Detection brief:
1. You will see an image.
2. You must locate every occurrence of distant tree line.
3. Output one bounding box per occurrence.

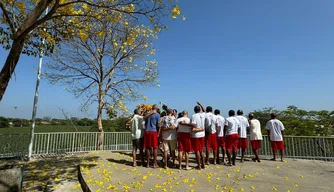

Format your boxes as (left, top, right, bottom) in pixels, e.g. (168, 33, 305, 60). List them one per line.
(0, 116, 129, 132)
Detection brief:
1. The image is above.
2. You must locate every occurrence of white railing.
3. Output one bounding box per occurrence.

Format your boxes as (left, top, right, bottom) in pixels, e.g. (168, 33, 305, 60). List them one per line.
(0, 132, 333, 161)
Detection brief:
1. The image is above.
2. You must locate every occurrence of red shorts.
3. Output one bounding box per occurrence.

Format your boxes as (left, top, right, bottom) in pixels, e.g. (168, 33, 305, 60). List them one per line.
(178, 132, 192, 152)
(251, 140, 261, 150)
(217, 137, 225, 148)
(205, 133, 218, 150)
(271, 141, 284, 151)
(191, 137, 205, 152)
(238, 138, 248, 149)
(144, 131, 158, 149)
(225, 134, 239, 151)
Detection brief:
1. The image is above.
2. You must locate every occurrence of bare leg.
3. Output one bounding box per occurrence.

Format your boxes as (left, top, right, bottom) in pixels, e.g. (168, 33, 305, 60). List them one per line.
(153, 148, 158, 168)
(216, 148, 220, 164)
(227, 150, 232, 165)
(213, 149, 217, 164)
(163, 149, 168, 168)
(200, 151, 205, 168)
(171, 150, 176, 167)
(195, 151, 201, 169)
(178, 151, 183, 169)
(132, 147, 137, 167)
(280, 150, 284, 162)
(139, 147, 144, 166)
(222, 148, 226, 164)
(185, 152, 190, 169)
(271, 149, 276, 161)
(205, 148, 210, 165)
(232, 150, 237, 166)
(240, 149, 245, 163)
(146, 149, 151, 168)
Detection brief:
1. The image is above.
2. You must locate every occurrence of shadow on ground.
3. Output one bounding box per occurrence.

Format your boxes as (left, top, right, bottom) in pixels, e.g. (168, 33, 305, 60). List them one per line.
(1, 154, 100, 191)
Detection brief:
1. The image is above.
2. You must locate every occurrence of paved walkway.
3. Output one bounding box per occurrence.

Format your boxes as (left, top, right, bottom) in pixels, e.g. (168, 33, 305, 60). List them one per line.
(80, 151, 334, 192)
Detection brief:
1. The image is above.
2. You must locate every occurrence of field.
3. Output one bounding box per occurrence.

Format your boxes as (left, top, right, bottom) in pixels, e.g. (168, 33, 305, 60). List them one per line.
(0, 125, 92, 134)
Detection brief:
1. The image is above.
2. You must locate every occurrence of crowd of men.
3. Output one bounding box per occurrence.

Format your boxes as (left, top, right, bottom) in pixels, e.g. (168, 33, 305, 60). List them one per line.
(128, 102, 285, 170)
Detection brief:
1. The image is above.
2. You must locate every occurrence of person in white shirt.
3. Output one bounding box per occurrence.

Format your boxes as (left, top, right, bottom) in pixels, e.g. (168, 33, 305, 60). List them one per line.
(181, 104, 206, 169)
(225, 110, 240, 166)
(161, 108, 177, 169)
(266, 113, 285, 162)
(236, 109, 250, 163)
(174, 110, 192, 170)
(198, 103, 218, 165)
(129, 109, 145, 167)
(215, 109, 228, 165)
(248, 113, 263, 162)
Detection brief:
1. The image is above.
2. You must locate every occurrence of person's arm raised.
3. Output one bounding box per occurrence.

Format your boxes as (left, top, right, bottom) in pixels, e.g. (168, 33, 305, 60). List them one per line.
(196, 101, 206, 113)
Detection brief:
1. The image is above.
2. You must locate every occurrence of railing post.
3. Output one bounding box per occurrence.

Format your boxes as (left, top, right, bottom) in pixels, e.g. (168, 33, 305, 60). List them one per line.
(115, 133, 119, 151)
(292, 137, 295, 159)
(323, 138, 327, 161)
(72, 132, 76, 153)
(46, 133, 50, 154)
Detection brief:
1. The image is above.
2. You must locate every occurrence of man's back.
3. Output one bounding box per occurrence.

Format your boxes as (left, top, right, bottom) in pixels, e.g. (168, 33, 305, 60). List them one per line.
(236, 115, 249, 138)
(161, 116, 177, 140)
(191, 113, 205, 138)
(205, 112, 216, 134)
(130, 114, 144, 139)
(145, 113, 160, 132)
(249, 119, 262, 140)
(175, 117, 191, 133)
(226, 117, 240, 135)
(216, 115, 227, 137)
(266, 119, 285, 141)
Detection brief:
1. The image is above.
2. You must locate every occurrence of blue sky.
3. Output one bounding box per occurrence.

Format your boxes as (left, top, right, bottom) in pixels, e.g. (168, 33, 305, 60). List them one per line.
(1, 0, 334, 119)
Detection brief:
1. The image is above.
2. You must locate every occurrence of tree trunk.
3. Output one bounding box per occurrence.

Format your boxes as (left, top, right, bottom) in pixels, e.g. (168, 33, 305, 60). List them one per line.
(0, 38, 25, 101)
(97, 85, 104, 150)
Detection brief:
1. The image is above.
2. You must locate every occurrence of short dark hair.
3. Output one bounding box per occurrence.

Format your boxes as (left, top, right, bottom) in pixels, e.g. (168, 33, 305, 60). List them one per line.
(167, 108, 173, 115)
(206, 106, 213, 113)
(248, 113, 255, 119)
(134, 109, 140, 114)
(177, 112, 183, 118)
(160, 111, 167, 117)
(237, 109, 243, 115)
(271, 113, 277, 119)
(228, 110, 235, 117)
(214, 109, 220, 115)
(194, 106, 201, 113)
(173, 109, 177, 114)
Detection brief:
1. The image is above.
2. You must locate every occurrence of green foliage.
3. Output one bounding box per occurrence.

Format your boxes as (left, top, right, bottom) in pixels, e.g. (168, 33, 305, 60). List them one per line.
(251, 106, 334, 136)
(90, 117, 130, 132)
(0, 116, 9, 128)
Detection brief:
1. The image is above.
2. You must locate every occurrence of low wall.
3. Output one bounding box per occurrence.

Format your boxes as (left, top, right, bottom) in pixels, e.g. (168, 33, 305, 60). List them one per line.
(0, 164, 23, 192)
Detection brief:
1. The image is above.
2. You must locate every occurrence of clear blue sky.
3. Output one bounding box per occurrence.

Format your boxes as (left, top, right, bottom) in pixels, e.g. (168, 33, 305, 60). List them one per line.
(1, 0, 334, 119)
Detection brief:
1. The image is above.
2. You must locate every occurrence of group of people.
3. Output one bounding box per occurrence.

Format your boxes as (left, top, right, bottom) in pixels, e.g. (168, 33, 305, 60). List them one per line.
(128, 102, 285, 170)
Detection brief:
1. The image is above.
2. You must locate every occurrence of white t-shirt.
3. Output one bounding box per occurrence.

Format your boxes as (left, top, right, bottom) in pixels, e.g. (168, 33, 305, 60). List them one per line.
(205, 112, 217, 134)
(174, 117, 191, 133)
(225, 116, 240, 136)
(191, 113, 205, 138)
(266, 119, 285, 141)
(216, 115, 227, 137)
(236, 115, 250, 138)
(130, 114, 145, 139)
(161, 116, 177, 140)
(249, 119, 263, 140)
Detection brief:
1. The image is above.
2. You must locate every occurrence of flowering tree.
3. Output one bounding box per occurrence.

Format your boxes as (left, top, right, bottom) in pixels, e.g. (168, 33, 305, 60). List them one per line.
(0, 0, 181, 101)
(45, 15, 161, 149)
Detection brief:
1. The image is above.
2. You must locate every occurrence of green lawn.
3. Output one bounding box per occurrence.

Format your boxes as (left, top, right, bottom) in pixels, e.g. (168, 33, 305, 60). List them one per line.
(0, 125, 92, 134)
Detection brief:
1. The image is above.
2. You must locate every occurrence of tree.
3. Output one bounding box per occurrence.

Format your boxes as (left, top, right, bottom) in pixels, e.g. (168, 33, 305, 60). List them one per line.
(0, 116, 9, 128)
(0, 0, 181, 101)
(45, 16, 160, 149)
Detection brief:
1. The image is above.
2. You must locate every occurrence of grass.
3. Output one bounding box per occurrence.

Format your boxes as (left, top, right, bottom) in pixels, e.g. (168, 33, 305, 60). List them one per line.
(0, 125, 92, 134)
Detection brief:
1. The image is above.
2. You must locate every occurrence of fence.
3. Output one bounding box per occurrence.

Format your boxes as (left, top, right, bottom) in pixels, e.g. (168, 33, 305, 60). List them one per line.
(0, 132, 333, 161)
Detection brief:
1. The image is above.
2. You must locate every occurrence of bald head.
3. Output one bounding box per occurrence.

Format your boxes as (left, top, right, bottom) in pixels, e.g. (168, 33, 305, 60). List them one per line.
(152, 104, 158, 110)
(182, 110, 188, 117)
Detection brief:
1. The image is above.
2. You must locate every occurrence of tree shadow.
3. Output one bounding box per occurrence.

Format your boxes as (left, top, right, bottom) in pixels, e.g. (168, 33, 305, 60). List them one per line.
(4, 154, 101, 191)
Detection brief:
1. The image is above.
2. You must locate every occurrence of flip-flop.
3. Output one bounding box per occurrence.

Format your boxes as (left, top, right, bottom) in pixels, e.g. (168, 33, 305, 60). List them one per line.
(184, 167, 192, 170)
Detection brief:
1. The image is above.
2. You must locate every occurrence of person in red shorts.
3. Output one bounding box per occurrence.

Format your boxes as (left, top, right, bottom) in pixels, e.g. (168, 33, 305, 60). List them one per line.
(174, 110, 192, 170)
(248, 113, 263, 162)
(236, 109, 250, 163)
(215, 109, 228, 165)
(143, 104, 161, 168)
(266, 113, 285, 162)
(224, 110, 240, 166)
(181, 104, 206, 169)
(203, 106, 218, 165)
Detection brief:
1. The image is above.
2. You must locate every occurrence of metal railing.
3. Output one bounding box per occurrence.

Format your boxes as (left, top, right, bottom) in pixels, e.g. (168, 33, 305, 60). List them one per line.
(0, 132, 333, 161)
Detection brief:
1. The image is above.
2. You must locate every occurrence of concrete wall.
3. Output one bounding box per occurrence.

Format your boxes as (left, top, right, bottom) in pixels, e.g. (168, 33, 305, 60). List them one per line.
(0, 164, 23, 192)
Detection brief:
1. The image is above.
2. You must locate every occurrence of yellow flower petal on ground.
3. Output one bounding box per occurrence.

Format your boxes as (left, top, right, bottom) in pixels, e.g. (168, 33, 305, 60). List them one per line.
(272, 186, 277, 190)
(300, 175, 304, 178)
(250, 186, 255, 190)
(276, 166, 280, 169)
(293, 184, 298, 188)
(284, 176, 289, 180)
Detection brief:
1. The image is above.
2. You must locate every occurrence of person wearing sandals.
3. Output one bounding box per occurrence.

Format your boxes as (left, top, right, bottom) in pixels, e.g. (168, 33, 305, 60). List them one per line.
(225, 110, 241, 166)
(248, 113, 263, 162)
(174, 110, 192, 170)
(129, 109, 145, 167)
(236, 109, 250, 163)
(160, 108, 177, 169)
(266, 113, 285, 162)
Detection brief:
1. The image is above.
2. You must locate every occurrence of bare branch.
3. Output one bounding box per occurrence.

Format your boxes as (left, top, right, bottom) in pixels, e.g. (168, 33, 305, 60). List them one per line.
(0, 2, 15, 34)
